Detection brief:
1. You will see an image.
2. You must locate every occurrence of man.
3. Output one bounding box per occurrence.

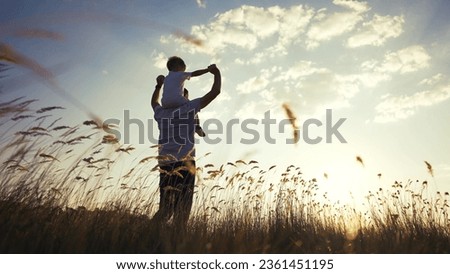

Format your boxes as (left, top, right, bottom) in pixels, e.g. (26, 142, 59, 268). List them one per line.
(150, 64, 221, 227)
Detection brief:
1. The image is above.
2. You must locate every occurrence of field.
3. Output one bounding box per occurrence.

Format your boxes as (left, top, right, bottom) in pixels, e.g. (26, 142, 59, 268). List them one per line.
(1, 95, 450, 254)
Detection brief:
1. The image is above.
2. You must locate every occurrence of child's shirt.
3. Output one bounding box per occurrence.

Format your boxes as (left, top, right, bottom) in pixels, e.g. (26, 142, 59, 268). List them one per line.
(162, 71, 192, 108)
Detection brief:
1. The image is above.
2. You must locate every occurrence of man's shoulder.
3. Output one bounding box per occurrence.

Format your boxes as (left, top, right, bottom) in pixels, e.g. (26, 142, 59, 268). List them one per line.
(155, 99, 201, 119)
(183, 98, 201, 113)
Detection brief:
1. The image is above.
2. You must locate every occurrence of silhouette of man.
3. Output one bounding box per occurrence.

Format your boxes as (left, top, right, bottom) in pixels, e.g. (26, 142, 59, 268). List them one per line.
(150, 64, 221, 227)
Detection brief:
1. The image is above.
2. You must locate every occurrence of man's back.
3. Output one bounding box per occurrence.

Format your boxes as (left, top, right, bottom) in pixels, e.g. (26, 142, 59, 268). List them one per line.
(153, 98, 201, 165)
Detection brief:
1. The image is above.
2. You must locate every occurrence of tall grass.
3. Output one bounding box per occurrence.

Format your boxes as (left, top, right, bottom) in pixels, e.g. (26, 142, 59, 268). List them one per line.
(1, 95, 449, 253)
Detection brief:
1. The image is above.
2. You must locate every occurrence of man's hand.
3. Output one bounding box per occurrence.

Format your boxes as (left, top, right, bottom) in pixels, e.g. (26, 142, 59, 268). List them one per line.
(208, 64, 218, 74)
(156, 75, 165, 86)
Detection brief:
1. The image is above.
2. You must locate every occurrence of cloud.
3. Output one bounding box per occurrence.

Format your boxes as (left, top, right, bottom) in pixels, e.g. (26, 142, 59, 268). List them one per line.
(234, 51, 270, 65)
(215, 5, 280, 39)
(156, 2, 442, 123)
(247, 62, 369, 115)
(419, 73, 443, 86)
(165, 5, 314, 56)
(186, 5, 280, 55)
(332, 0, 370, 13)
(274, 61, 327, 81)
(354, 72, 391, 88)
(161, 2, 397, 55)
(362, 45, 431, 74)
(306, 12, 362, 49)
(270, 61, 380, 112)
(305, 1, 369, 49)
(271, 5, 315, 52)
(347, 14, 404, 48)
(233, 60, 386, 117)
(236, 68, 272, 94)
(374, 81, 450, 123)
(243, 65, 360, 114)
(152, 51, 167, 69)
(188, 22, 259, 55)
(196, 0, 206, 8)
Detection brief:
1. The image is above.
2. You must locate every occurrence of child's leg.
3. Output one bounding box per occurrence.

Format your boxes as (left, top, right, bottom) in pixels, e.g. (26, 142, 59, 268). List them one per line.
(194, 114, 206, 137)
(194, 114, 200, 128)
(161, 94, 189, 108)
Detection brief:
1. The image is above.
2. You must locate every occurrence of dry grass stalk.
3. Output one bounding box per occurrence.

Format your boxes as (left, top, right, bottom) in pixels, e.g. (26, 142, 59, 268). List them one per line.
(356, 155, 364, 167)
(281, 103, 300, 144)
(424, 161, 434, 177)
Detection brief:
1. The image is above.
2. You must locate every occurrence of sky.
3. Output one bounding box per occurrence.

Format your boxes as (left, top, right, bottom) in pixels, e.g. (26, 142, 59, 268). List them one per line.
(1, 0, 450, 204)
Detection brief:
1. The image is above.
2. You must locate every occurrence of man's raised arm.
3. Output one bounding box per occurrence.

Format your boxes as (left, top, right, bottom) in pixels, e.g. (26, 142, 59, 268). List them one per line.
(200, 65, 221, 109)
(151, 75, 165, 110)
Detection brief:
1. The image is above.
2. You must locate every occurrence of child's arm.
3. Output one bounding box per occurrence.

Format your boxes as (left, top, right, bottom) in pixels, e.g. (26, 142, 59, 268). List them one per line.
(151, 75, 164, 109)
(190, 68, 209, 77)
(200, 65, 221, 109)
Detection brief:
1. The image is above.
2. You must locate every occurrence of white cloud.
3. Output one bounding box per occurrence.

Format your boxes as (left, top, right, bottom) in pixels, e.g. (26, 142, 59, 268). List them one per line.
(234, 52, 270, 65)
(165, 5, 314, 56)
(334, 74, 363, 99)
(332, 0, 370, 13)
(347, 14, 404, 48)
(381, 46, 431, 73)
(363, 45, 431, 74)
(355, 72, 391, 87)
(189, 24, 259, 55)
(196, 0, 206, 8)
(305, 0, 370, 49)
(419, 73, 443, 86)
(236, 68, 271, 94)
(152, 51, 167, 69)
(274, 61, 325, 81)
(272, 5, 315, 52)
(306, 11, 364, 49)
(234, 61, 383, 116)
(159, 36, 170, 44)
(184, 5, 280, 55)
(374, 83, 450, 123)
(155, 3, 443, 124)
(234, 58, 245, 65)
(266, 66, 366, 115)
(270, 62, 372, 112)
(215, 5, 280, 39)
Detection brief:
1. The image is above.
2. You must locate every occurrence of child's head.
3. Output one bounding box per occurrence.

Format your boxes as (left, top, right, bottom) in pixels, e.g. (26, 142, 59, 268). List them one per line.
(167, 56, 186, 72)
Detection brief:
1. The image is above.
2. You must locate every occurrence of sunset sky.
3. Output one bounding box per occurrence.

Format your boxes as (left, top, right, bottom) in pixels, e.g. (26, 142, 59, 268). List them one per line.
(1, 0, 449, 203)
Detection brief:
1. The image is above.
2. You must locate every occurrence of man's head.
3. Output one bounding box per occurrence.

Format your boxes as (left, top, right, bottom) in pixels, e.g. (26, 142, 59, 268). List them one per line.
(167, 56, 186, 72)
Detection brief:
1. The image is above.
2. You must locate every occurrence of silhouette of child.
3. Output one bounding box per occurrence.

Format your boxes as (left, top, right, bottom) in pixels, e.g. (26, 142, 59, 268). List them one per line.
(162, 56, 207, 137)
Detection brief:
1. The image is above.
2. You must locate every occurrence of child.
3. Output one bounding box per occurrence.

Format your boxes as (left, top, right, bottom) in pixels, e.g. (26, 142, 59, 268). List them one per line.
(162, 56, 208, 137)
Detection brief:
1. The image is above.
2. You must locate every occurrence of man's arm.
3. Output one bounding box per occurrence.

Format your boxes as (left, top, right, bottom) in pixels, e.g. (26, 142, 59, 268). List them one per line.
(191, 68, 209, 77)
(151, 75, 165, 110)
(200, 65, 221, 109)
